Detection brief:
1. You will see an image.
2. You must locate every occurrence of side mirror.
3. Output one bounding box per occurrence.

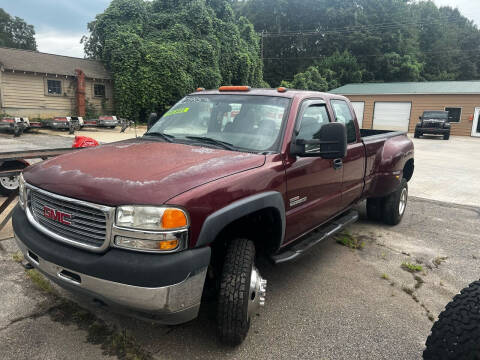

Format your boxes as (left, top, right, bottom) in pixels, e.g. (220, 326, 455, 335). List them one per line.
(419, 116, 422, 120)
(291, 122, 347, 159)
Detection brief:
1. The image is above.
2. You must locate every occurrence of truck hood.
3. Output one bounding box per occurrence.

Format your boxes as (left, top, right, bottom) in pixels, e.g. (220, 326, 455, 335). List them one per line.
(24, 139, 266, 206)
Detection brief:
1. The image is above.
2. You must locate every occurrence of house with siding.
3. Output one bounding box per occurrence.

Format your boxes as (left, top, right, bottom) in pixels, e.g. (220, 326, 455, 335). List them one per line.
(0, 47, 114, 119)
(330, 81, 480, 137)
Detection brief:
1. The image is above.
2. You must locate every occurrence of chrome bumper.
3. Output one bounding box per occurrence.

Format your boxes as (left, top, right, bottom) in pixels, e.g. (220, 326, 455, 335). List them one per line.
(14, 234, 207, 324)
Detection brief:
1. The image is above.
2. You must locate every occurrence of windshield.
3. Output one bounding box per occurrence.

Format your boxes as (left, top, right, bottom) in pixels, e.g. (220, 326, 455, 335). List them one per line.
(423, 111, 448, 120)
(146, 95, 290, 152)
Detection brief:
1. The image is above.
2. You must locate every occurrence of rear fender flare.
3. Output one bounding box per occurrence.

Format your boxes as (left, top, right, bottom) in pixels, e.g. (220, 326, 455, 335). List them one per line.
(195, 191, 286, 250)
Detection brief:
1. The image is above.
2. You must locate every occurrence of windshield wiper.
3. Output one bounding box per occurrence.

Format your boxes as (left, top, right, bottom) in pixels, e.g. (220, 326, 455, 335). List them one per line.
(185, 136, 236, 151)
(143, 132, 175, 142)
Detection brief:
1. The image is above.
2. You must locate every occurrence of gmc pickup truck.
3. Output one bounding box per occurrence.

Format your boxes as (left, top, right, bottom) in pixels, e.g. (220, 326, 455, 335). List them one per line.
(12, 87, 414, 346)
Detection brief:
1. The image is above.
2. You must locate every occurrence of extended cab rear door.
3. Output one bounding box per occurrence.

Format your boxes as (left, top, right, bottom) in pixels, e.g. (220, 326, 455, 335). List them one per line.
(284, 99, 344, 243)
(329, 99, 366, 209)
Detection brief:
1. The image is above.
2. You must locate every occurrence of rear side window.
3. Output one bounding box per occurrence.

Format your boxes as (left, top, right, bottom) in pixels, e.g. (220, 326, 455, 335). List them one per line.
(331, 100, 357, 143)
(297, 104, 330, 152)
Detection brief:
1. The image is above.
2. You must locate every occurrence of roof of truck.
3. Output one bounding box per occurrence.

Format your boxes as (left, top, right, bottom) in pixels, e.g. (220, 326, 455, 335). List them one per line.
(190, 88, 346, 100)
(330, 81, 480, 95)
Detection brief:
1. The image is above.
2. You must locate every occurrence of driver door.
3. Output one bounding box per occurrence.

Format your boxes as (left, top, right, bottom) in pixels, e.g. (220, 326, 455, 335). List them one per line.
(284, 100, 344, 243)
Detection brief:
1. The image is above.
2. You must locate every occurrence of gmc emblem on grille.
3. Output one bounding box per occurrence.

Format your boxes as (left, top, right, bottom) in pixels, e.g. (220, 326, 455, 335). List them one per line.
(43, 206, 72, 225)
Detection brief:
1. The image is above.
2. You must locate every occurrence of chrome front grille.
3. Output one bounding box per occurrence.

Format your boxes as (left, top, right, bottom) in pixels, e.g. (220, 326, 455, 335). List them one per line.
(26, 186, 114, 252)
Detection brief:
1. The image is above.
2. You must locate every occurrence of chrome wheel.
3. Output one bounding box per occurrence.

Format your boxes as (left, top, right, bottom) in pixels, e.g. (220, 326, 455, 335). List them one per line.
(247, 266, 267, 318)
(399, 187, 408, 215)
(0, 175, 19, 190)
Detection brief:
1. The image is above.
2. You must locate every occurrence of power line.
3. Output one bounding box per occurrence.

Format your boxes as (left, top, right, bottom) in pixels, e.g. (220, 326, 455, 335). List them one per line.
(260, 16, 470, 38)
(262, 48, 480, 61)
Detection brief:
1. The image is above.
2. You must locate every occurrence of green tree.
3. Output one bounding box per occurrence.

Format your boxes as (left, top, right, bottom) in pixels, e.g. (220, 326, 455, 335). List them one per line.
(240, 0, 480, 85)
(281, 51, 364, 91)
(83, 0, 265, 121)
(0, 8, 37, 50)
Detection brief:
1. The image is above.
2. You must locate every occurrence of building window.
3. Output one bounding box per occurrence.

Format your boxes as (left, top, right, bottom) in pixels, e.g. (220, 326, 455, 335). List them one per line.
(445, 107, 461, 123)
(94, 84, 105, 97)
(47, 79, 62, 95)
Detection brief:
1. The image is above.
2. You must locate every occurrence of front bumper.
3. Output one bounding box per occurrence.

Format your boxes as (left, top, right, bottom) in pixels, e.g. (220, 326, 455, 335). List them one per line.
(12, 206, 210, 324)
(417, 127, 449, 135)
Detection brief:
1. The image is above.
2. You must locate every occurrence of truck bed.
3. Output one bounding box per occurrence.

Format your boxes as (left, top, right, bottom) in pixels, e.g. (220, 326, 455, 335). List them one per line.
(360, 129, 407, 141)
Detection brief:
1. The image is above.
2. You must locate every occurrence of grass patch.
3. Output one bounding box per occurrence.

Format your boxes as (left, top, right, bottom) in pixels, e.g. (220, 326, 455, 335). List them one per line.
(23, 269, 152, 360)
(12, 251, 24, 263)
(401, 262, 423, 273)
(335, 232, 365, 250)
(26, 269, 56, 294)
(381, 273, 390, 280)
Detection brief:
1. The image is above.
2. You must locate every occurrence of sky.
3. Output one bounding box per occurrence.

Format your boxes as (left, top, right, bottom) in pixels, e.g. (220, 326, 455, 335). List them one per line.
(0, 0, 479, 58)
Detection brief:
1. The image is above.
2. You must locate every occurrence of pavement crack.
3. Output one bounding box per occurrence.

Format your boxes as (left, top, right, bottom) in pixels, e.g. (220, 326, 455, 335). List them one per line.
(0, 305, 56, 332)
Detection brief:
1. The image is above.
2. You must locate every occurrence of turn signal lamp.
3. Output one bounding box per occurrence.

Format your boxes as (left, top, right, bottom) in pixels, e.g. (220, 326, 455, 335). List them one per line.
(162, 208, 188, 229)
(219, 86, 251, 92)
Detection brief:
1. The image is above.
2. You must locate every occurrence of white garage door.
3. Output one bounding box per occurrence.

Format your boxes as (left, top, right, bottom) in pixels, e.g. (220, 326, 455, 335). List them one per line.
(351, 102, 365, 128)
(373, 102, 411, 131)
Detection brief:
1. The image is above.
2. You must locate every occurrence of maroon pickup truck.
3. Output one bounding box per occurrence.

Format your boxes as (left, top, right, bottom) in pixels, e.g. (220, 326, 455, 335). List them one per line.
(12, 87, 414, 345)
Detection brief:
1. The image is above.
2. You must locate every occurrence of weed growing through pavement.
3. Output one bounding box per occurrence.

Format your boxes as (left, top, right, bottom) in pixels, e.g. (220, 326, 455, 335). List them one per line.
(401, 262, 423, 273)
(335, 232, 365, 250)
(433, 256, 448, 267)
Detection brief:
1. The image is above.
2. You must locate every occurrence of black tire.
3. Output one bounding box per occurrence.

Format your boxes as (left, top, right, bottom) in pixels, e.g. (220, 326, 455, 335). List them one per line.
(217, 238, 256, 346)
(443, 133, 450, 140)
(424, 280, 480, 360)
(414, 128, 421, 138)
(366, 197, 384, 222)
(382, 178, 408, 225)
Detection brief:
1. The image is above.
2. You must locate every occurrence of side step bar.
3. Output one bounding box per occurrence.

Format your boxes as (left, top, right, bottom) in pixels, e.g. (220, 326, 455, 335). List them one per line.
(270, 210, 359, 264)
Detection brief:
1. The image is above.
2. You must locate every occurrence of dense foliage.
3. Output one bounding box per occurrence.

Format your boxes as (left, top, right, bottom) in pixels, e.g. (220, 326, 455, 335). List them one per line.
(280, 51, 365, 91)
(83, 0, 265, 121)
(0, 8, 36, 50)
(237, 0, 480, 87)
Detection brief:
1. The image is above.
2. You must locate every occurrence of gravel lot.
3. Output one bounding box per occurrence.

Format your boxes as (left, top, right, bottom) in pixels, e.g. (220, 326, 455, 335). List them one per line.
(1, 133, 479, 359)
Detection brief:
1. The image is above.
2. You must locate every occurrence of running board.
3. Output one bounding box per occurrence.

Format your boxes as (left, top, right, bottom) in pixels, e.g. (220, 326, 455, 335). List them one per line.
(270, 210, 359, 264)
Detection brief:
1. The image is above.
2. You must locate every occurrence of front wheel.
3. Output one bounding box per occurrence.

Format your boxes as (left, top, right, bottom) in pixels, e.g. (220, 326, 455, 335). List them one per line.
(424, 280, 480, 359)
(382, 178, 408, 225)
(217, 238, 266, 346)
(443, 133, 450, 140)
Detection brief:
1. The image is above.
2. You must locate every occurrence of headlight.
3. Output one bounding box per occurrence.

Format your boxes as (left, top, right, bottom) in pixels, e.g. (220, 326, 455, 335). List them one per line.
(116, 206, 188, 231)
(114, 206, 189, 252)
(18, 173, 26, 210)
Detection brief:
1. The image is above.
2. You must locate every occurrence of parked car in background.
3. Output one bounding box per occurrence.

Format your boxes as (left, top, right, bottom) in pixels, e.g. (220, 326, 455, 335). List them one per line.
(0, 117, 30, 137)
(97, 115, 119, 128)
(13, 87, 414, 346)
(45, 117, 84, 132)
(415, 110, 451, 140)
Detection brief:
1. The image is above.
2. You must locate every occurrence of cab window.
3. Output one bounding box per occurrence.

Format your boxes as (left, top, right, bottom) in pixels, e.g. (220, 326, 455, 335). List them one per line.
(331, 100, 357, 143)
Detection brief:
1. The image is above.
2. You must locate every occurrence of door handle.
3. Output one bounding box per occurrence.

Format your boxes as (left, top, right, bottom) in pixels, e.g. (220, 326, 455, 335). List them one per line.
(333, 158, 343, 170)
